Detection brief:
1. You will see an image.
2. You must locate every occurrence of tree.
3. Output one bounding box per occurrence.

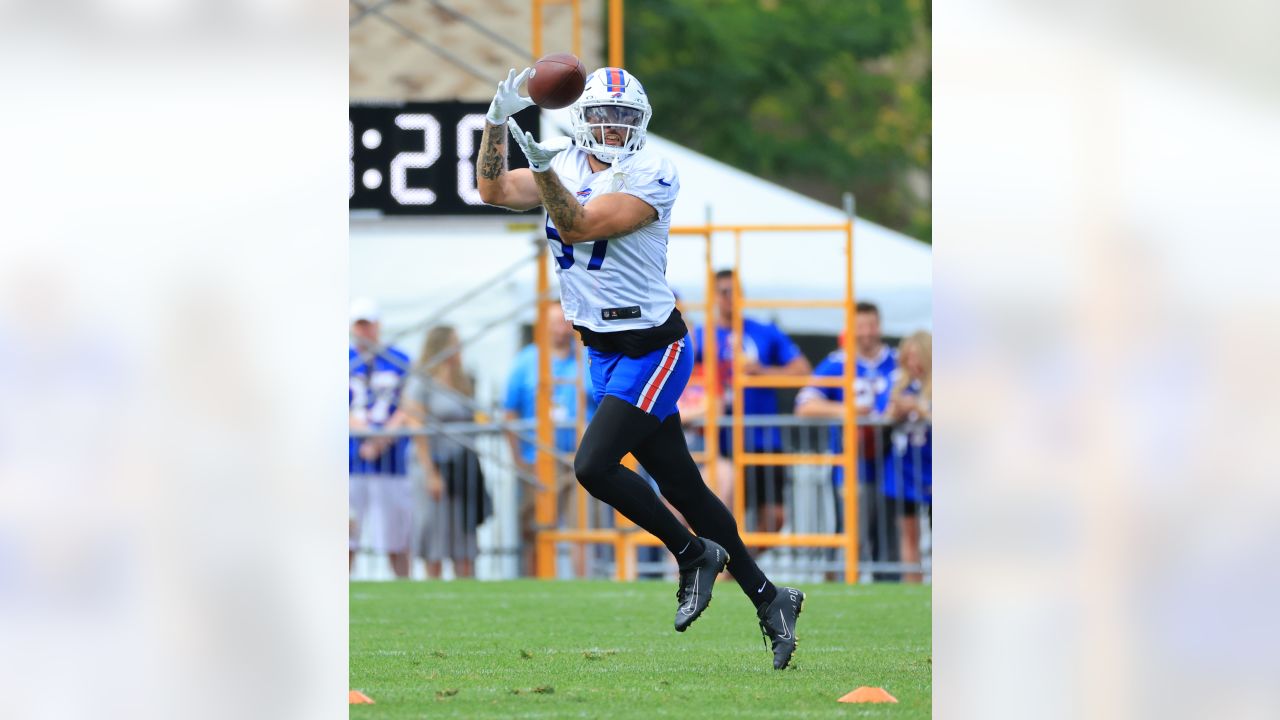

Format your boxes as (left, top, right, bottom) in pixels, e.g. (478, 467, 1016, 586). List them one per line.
(622, 0, 931, 242)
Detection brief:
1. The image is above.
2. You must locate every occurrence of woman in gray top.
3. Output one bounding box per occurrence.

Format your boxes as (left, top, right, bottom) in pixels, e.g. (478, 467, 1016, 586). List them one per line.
(400, 325, 491, 578)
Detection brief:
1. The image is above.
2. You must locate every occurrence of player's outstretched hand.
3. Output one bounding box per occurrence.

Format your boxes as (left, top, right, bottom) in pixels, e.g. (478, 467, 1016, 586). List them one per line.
(507, 118, 571, 172)
(486, 67, 536, 125)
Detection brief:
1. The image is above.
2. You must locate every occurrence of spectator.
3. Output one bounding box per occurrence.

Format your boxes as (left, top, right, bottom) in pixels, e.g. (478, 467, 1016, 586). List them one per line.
(503, 304, 596, 576)
(348, 298, 414, 578)
(795, 301, 900, 576)
(694, 269, 812, 535)
(401, 325, 492, 579)
(885, 330, 932, 583)
(852, 302, 901, 574)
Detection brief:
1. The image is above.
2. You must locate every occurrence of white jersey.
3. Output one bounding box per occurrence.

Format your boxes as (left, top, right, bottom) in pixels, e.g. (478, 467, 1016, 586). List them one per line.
(545, 145, 680, 333)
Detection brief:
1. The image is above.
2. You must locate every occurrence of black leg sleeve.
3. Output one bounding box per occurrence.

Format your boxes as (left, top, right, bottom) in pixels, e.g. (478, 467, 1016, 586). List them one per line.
(575, 396, 699, 557)
(633, 412, 777, 607)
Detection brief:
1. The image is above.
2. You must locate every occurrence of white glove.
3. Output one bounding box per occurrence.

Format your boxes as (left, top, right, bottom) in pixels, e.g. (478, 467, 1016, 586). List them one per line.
(507, 118, 571, 173)
(486, 67, 536, 125)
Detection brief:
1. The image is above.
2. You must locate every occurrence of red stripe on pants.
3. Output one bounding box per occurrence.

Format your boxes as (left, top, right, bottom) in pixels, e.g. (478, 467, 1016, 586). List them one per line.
(639, 341, 680, 412)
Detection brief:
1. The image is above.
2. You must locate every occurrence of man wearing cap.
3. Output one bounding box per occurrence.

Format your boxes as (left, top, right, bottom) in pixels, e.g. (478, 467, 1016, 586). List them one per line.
(349, 298, 414, 578)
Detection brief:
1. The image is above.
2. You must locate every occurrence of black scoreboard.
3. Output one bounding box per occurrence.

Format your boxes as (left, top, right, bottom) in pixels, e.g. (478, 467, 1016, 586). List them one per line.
(349, 102, 540, 215)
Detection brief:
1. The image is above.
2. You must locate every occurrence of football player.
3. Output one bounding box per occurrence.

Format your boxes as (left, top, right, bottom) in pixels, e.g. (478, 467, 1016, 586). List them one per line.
(476, 66, 804, 668)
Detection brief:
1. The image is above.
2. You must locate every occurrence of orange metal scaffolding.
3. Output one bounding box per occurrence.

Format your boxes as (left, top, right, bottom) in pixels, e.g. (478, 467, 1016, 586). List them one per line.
(531, 213, 860, 583)
(531, 0, 583, 60)
(530, 0, 623, 70)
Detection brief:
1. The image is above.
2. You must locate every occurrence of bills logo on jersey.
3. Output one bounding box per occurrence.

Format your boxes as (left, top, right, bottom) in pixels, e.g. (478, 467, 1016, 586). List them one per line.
(576, 187, 593, 200)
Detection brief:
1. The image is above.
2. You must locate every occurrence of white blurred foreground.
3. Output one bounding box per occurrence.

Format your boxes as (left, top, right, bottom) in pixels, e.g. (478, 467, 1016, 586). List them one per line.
(936, 1, 1280, 719)
(0, 3, 347, 719)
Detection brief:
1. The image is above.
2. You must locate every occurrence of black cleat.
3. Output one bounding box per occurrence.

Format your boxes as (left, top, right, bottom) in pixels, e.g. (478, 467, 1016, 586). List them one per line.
(674, 539, 728, 632)
(758, 586, 805, 669)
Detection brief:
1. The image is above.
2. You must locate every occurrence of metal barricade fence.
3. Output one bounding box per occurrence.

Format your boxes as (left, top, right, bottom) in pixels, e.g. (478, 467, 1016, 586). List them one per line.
(350, 415, 930, 583)
(350, 419, 563, 581)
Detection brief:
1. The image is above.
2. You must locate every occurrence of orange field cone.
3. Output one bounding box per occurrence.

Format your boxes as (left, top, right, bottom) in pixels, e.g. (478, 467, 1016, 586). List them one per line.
(838, 686, 898, 703)
(349, 690, 375, 704)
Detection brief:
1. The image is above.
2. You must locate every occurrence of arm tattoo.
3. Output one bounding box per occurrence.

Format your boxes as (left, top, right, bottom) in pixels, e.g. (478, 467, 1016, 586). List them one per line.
(477, 122, 507, 182)
(605, 210, 658, 239)
(534, 170, 586, 237)
(533, 170, 658, 241)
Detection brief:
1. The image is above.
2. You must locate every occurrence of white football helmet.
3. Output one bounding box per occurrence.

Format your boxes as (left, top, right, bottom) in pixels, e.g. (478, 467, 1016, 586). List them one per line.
(569, 67, 652, 164)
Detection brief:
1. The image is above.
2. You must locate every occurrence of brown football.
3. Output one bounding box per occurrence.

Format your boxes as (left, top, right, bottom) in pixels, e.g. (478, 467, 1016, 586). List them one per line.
(527, 53, 587, 110)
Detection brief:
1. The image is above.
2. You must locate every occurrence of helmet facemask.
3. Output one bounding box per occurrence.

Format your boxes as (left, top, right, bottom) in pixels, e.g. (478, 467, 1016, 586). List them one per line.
(574, 104, 648, 164)
(570, 78, 652, 164)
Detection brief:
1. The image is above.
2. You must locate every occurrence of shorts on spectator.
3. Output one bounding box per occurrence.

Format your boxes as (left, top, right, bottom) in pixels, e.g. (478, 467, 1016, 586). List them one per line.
(349, 473, 414, 554)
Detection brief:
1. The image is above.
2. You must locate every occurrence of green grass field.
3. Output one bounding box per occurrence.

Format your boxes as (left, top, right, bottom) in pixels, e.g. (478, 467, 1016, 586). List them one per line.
(350, 580, 931, 719)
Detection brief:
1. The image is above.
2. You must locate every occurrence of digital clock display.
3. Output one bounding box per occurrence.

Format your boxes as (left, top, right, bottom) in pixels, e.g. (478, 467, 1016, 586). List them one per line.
(349, 102, 540, 215)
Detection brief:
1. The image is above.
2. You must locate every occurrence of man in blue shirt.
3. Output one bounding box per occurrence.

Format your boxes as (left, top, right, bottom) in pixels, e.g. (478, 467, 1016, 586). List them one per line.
(349, 298, 414, 578)
(796, 301, 900, 573)
(693, 270, 812, 535)
(503, 303, 597, 575)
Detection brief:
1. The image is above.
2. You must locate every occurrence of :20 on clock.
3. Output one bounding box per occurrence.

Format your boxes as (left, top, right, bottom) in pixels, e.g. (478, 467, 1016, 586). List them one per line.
(349, 102, 540, 215)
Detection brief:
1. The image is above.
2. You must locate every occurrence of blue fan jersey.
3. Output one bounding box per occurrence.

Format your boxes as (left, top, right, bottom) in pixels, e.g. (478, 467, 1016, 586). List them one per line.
(883, 379, 932, 504)
(349, 344, 411, 475)
(795, 345, 899, 487)
(856, 345, 897, 416)
(693, 319, 804, 453)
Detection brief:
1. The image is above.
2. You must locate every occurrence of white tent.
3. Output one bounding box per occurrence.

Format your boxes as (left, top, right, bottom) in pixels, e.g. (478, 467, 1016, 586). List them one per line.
(645, 132, 931, 336)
